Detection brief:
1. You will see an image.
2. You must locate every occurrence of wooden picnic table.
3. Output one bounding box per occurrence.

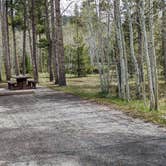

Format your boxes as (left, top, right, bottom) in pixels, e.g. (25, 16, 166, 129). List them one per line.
(11, 75, 32, 89)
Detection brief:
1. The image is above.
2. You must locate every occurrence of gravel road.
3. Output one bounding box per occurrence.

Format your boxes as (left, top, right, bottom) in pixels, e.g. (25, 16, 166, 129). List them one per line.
(0, 87, 165, 166)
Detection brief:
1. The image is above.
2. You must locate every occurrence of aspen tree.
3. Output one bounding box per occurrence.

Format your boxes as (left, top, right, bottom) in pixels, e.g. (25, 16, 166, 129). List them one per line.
(139, 0, 155, 110)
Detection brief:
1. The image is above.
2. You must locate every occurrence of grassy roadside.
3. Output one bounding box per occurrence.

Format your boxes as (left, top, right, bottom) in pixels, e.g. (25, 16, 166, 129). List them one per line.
(35, 74, 166, 127)
(0, 82, 7, 88)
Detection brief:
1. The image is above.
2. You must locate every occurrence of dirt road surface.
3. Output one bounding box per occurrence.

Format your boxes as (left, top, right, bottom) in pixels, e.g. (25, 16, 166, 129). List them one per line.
(0, 87, 165, 166)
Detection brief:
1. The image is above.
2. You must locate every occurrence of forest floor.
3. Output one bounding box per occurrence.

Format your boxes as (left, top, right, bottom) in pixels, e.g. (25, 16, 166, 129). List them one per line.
(0, 86, 165, 165)
(41, 74, 166, 126)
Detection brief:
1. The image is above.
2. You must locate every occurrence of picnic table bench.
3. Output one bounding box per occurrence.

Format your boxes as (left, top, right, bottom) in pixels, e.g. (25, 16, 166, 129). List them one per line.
(28, 79, 37, 89)
(8, 81, 17, 90)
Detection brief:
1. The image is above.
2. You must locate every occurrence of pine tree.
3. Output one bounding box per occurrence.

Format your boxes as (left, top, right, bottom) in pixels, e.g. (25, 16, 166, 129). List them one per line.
(0, 0, 11, 80)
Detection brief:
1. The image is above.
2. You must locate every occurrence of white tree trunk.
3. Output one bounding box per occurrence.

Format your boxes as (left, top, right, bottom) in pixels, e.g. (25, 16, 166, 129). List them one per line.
(148, 0, 158, 110)
(124, 0, 141, 98)
(139, 0, 155, 110)
(114, 0, 129, 100)
(86, 0, 111, 94)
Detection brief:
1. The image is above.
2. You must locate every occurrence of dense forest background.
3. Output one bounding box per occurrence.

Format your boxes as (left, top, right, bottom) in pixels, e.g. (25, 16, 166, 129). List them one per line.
(0, 0, 166, 111)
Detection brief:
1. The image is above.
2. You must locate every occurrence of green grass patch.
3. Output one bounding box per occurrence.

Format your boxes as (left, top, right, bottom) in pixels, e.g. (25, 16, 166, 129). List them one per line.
(0, 82, 7, 88)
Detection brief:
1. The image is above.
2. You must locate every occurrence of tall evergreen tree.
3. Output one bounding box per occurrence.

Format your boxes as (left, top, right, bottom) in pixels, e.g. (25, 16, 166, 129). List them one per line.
(45, 0, 53, 81)
(22, 0, 27, 75)
(10, 0, 20, 75)
(31, 0, 38, 82)
(162, 0, 166, 81)
(0, 0, 11, 80)
(55, 0, 66, 86)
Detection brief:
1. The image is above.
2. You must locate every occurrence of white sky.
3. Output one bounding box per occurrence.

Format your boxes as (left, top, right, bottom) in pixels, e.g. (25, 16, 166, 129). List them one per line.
(61, 0, 82, 15)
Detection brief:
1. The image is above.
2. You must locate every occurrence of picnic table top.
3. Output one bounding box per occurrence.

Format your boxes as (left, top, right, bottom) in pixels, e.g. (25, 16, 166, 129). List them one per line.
(11, 75, 32, 79)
